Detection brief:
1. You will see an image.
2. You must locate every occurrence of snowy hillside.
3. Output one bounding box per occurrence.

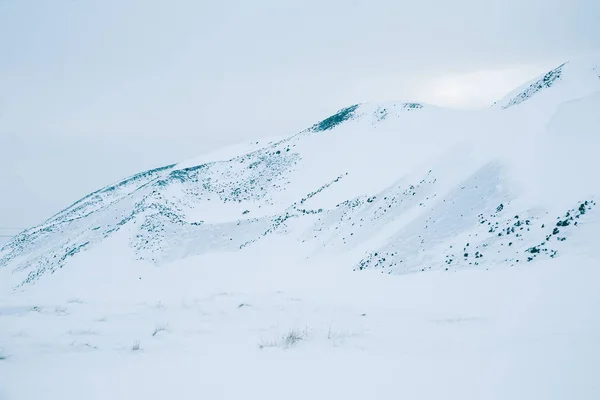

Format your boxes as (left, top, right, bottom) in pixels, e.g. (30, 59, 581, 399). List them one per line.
(2, 58, 600, 291)
(1, 57, 600, 400)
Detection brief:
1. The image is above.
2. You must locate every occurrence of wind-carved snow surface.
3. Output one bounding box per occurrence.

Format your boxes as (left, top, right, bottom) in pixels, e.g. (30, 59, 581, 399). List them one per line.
(1, 57, 600, 400)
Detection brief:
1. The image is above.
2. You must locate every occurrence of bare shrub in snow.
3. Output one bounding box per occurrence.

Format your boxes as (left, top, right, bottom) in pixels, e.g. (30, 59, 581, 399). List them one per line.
(131, 340, 141, 351)
(281, 329, 305, 348)
(258, 328, 308, 350)
(152, 323, 169, 336)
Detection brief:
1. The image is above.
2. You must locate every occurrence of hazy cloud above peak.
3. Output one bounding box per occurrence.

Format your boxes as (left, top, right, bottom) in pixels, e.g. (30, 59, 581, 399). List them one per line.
(1, 0, 599, 230)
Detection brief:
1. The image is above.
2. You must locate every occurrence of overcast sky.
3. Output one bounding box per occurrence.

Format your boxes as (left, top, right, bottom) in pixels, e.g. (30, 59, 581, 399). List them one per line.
(1, 0, 599, 235)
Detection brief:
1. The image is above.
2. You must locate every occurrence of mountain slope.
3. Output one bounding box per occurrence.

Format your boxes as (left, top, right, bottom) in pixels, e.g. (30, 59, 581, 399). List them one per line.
(1, 58, 600, 293)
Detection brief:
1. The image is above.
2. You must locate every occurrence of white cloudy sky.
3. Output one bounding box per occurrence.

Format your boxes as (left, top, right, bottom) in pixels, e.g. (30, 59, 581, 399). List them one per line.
(1, 0, 599, 235)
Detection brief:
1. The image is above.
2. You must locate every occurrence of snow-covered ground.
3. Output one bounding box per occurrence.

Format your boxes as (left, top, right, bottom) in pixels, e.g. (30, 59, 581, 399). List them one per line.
(1, 250, 600, 399)
(1, 57, 600, 399)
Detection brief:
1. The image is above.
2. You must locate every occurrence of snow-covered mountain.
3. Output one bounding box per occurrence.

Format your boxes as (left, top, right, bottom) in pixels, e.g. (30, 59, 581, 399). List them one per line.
(2, 57, 600, 292)
(3, 57, 600, 400)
